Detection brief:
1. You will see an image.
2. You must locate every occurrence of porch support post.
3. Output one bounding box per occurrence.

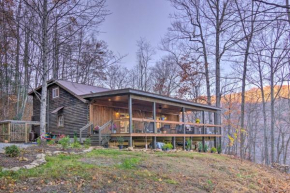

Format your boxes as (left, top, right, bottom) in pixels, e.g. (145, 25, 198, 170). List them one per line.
(182, 107, 185, 150)
(202, 111, 205, 150)
(172, 137, 176, 149)
(128, 94, 133, 147)
(217, 110, 222, 148)
(152, 102, 157, 149)
(214, 111, 217, 148)
(190, 137, 192, 150)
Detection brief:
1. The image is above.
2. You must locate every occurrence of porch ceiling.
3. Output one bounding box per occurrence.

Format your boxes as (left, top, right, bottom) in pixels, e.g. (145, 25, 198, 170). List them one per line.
(90, 95, 185, 115)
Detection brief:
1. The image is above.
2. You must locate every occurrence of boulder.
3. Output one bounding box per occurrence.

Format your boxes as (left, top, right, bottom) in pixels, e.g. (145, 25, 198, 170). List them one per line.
(24, 165, 36, 169)
(10, 167, 21, 172)
(128, 147, 134, 151)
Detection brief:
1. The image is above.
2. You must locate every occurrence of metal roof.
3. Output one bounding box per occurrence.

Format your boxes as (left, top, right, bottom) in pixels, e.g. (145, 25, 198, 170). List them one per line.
(56, 80, 110, 95)
(82, 88, 222, 111)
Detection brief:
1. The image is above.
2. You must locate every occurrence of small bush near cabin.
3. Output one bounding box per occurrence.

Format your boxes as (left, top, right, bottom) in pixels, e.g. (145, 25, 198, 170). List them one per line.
(203, 144, 208, 152)
(211, 147, 217, 153)
(47, 139, 55, 145)
(162, 143, 173, 150)
(37, 137, 41, 146)
(5, 145, 20, 157)
(84, 138, 91, 148)
(58, 136, 70, 150)
(71, 141, 81, 148)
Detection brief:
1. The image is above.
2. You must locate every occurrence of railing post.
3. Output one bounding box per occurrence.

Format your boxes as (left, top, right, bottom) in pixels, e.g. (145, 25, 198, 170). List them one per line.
(202, 110, 205, 150)
(214, 111, 217, 148)
(182, 107, 185, 150)
(153, 102, 156, 149)
(128, 95, 133, 147)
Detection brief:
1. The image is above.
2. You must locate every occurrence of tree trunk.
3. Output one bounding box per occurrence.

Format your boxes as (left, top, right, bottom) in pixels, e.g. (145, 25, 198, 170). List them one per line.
(40, 0, 49, 138)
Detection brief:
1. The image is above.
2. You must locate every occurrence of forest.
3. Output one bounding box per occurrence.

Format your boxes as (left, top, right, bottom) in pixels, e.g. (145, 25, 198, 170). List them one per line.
(0, 0, 290, 166)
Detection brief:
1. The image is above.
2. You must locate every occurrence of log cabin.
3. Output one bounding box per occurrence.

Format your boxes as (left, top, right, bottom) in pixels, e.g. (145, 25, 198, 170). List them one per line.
(28, 80, 222, 149)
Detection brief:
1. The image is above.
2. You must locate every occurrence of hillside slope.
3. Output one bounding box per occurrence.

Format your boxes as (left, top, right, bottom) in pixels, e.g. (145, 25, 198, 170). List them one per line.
(0, 149, 289, 192)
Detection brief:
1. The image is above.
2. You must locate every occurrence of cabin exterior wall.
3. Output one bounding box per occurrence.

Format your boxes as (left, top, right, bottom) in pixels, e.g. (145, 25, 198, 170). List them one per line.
(32, 85, 89, 137)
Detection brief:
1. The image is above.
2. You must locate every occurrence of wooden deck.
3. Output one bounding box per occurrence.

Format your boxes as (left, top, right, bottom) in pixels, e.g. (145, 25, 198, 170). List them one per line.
(111, 133, 222, 137)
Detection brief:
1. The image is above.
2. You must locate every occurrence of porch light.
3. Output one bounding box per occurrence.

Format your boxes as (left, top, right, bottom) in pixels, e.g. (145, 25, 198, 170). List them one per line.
(108, 98, 111, 101)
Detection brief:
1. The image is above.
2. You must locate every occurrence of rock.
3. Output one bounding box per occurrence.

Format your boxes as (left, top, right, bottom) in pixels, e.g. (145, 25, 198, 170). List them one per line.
(2, 168, 9, 172)
(24, 165, 36, 169)
(53, 151, 64, 155)
(128, 147, 134, 151)
(36, 153, 45, 159)
(83, 147, 94, 153)
(19, 157, 29, 161)
(10, 167, 21, 172)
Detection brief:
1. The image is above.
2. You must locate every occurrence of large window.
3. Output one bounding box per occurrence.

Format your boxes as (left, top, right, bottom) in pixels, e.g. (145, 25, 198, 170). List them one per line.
(58, 115, 64, 127)
(52, 87, 59, 99)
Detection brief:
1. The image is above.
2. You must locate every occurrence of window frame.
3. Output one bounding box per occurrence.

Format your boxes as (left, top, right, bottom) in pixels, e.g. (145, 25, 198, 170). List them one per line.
(58, 115, 64, 127)
(52, 87, 59, 99)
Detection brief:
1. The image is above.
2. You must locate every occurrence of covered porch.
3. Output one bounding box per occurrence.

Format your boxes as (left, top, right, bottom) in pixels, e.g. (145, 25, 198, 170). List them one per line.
(85, 89, 222, 149)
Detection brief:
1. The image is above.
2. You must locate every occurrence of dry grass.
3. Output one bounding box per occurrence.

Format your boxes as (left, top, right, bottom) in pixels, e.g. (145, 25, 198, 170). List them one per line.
(0, 149, 289, 193)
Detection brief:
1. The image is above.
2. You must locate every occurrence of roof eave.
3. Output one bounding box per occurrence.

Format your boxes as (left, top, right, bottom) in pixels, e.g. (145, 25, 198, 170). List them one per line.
(82, 88, 221, 111)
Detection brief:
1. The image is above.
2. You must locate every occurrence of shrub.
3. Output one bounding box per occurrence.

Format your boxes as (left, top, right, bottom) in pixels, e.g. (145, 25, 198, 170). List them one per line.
(217, 145, 222, 153)
(71, 142, 81, 148)
(198, 142, 203, 152)
(210, 147, 217, 153)
(203, 143, 208, 152)
(47, 139, 55, 145)
(84, 138, 91, 148)
(37, 137, 41, 146)
(162, 143, 173, 150)
(58, 136, 70, 150)
(5, 145, 20, 157)
(117, 137, 124, 145)
(186, 139, 191, 150)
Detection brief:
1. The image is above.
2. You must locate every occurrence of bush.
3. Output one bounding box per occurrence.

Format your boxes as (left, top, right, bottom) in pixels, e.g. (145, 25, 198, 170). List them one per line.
(58, 136, 70, 150)
(71, 142, 81, 148)
(198, 142, 203, 152)
(47, 139, 55, 145)
(84, 138, 91, 148)
(210, 147, 217, 153)
(5, 145, 20, 157)
(37, 137, 41, 146)
(162, 143, 173, 150)
(117, 137, 124, 145)
(186, 139, 191, 150)
(217, 145, 222, 153)
(203, 143, 208, 152)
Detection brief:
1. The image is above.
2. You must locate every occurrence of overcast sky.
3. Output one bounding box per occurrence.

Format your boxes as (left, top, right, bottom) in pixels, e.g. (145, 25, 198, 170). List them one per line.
(98, 0, 174, 69)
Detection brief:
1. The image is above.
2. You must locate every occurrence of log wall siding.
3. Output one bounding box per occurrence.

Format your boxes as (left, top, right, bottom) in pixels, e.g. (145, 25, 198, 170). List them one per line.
(48, 85, 88, 137)
(32, 85, 89, 137)
(32, 94, 40, 121)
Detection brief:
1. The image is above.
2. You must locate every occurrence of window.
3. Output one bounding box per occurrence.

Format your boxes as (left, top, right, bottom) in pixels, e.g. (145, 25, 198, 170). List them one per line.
(52, 87, 59, 99)
(58, 115, 64, 127)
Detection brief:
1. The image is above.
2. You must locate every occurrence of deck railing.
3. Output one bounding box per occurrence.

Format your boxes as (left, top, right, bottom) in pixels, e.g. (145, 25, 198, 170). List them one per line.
(110, 118, 221, 135)
(79, 122, 93, 143)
